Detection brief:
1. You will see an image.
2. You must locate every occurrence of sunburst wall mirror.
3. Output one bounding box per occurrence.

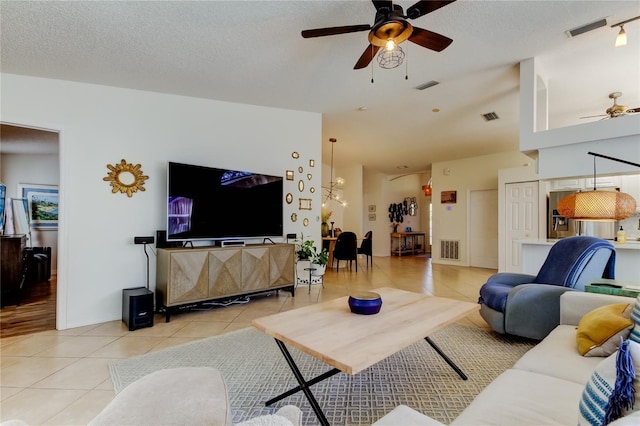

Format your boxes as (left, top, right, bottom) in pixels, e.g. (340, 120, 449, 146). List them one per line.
(103, 159, 149, 197)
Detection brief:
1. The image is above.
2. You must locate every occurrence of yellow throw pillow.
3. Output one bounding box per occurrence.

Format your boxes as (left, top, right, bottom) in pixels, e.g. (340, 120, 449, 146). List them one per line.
(576, 303, 633, 357)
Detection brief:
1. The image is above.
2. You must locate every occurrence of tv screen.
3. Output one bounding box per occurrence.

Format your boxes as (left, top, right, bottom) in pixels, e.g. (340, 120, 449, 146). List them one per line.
(167, 162, 283, 241)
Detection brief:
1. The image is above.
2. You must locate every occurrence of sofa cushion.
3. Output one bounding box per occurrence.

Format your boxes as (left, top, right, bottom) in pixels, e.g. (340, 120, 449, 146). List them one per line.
(578, 340, 640, 426)
(514, 324, 603, 385)
(451, 369, 586, 425)
(629, 295, 640, 344)
(372, 405, 446, 426)
(89, 367, 232, 426)
(576, 303, 633, 357)
(608, 410, 640, 425)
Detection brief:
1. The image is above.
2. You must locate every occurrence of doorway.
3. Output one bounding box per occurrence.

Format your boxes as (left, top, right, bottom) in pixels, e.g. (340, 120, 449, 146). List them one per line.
(469, 189, 498, 269)
(0, 124, 60, 337)
(504, 181, 539, 272)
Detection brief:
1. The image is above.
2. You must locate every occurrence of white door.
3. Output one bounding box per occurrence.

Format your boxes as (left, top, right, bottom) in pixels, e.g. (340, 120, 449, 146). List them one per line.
(469, 189, 498, 269)
(505, 181, 539, 272)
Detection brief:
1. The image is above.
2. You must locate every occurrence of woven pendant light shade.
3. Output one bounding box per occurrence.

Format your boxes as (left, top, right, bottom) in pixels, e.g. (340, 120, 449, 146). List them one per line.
(557, 190, 637, 221)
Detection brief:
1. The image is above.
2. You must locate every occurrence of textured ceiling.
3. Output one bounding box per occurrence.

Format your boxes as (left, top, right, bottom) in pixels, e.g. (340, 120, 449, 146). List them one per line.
(1, 1, 639, 174)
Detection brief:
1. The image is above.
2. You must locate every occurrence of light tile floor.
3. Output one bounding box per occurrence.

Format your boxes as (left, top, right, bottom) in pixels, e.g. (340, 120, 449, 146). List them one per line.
(0, 255, 494, 425)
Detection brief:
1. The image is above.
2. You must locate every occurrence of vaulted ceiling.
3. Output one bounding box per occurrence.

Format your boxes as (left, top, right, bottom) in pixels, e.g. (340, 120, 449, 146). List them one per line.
(1, 1, 639, 174)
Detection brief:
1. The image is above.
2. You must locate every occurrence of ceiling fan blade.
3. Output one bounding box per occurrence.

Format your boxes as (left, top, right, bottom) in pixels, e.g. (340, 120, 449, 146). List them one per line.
(301, 25, 371, 38)
(406, 0, 457, 20)
(580, 114, 608, 119)
(354, 44, 381, 69)
(372, 1, 393, 12)
(626, 107, 640, 113)
(408, 27, 453, 51)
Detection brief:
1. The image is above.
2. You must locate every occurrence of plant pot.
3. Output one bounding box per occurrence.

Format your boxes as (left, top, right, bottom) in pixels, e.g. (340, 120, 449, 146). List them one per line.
(321, 222, 329, 237)
(311, 263, 326, 276)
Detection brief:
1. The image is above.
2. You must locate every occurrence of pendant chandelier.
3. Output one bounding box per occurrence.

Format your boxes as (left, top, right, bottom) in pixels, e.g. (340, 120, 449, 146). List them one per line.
(323, 138, 347, 207)
(557, 152, 638, 221)
(422, 177, 432, 196)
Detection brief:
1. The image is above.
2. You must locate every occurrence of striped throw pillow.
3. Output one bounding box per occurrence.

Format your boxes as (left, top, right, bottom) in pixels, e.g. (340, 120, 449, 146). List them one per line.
(629, 295, 640, 344)
(578, 339, 640, 426)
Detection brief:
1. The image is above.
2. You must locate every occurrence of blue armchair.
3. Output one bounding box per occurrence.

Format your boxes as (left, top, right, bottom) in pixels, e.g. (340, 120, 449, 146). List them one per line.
(479, 236, 616, 340)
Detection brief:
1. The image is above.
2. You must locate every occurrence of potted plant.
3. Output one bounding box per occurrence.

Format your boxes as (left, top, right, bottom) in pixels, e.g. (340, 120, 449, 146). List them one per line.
(295, 237, 315, 260)
(311, 246, 329, 276)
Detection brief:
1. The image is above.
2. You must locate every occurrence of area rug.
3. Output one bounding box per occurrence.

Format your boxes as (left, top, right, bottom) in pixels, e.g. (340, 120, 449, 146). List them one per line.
(110, 324, 535, 425)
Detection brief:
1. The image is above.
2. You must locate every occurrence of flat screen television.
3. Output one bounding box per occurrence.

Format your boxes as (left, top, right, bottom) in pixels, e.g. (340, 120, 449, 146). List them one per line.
(167, 162, 283, 241)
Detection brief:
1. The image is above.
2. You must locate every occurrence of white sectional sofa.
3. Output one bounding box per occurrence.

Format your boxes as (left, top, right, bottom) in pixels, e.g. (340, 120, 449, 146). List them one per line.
(374, 291, 640, 425)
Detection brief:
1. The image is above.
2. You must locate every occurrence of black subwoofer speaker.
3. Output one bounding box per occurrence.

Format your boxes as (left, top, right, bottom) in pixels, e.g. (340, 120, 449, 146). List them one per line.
(122, 287, 154, 331)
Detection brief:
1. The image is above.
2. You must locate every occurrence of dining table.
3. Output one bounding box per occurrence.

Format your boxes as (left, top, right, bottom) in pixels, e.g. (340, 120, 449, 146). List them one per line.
(321, 237, 337, 267)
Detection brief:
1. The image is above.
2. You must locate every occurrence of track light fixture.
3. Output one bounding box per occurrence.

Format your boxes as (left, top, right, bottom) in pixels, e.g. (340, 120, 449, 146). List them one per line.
(615, 25, 627, 47)
(611, 16, 640, 47)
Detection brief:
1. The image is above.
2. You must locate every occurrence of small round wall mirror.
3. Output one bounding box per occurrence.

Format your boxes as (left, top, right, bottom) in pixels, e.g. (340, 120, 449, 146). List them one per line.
(103, 159, 149, 197)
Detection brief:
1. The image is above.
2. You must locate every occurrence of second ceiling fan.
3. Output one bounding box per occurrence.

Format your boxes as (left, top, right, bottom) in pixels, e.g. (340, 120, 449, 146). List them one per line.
(301, 0, 457, 69)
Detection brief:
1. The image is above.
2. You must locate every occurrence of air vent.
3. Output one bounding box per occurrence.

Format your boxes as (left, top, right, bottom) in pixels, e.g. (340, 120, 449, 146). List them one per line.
(415, 80, 439, 90)
(566, 18, 608, 38)
(440, 240, 460, 260)
(482, 112, 499, 121)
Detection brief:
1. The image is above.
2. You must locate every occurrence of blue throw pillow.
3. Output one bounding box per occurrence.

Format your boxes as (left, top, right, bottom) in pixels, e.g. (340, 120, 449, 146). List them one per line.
(629, 295, 640, 344)
(578, 339, 640, 426)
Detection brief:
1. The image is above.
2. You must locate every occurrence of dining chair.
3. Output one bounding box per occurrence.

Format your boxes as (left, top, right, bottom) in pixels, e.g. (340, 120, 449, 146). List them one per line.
(358, 231, 373, 267)
(332, 231, 358, 272)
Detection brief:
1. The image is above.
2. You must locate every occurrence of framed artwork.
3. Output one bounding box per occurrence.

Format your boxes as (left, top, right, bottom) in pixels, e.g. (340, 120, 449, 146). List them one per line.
(368, 213, 376, 221)
(286, 170, 294, 181)
(299, 198, 312, 210)
(441, 190, 457, 204)
(309, 159, 315, 167)
(18, 184, 59, 229)
(368, 204, 376, 212)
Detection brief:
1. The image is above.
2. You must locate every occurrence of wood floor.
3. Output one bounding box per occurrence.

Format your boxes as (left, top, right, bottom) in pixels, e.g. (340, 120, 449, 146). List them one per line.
(0, 275, 57, 338)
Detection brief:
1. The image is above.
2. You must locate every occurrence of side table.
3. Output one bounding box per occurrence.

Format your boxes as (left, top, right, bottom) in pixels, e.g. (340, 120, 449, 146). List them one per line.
(585, 279, 640, 298)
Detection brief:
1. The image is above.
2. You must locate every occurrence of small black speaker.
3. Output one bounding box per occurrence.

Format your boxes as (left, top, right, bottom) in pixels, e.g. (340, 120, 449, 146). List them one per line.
(122, 287, 154, 331)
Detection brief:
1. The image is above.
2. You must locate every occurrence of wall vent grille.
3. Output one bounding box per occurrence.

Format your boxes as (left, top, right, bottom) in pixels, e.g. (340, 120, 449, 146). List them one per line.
(416, 80, 440, 90)
(482, 112, 500, 121)
(566, 18, 608, 38)
(440, 240, 460, 260)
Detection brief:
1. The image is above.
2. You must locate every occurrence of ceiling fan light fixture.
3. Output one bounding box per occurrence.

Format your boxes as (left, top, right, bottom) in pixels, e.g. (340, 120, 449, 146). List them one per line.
(615, 25, 627, 46)
(377, 45, 405, 69)
(385, 39, 397, 51)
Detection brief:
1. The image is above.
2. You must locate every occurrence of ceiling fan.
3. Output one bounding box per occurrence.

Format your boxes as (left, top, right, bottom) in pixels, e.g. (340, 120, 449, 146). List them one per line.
(301, 0, 456, 69)
(580, 92, 640, 120)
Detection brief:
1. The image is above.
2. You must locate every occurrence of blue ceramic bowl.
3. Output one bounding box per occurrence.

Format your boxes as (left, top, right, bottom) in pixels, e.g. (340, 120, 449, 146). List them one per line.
(348, 291, 382, 315)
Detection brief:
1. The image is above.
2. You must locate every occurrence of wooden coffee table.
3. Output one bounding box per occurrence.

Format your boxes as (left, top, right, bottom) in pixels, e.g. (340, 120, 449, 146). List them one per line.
(252, 287, 479, 425)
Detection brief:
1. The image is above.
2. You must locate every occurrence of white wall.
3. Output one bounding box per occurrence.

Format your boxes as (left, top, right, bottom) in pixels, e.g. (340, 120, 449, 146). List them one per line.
(431, 151, 533, 266)
(519, 58, 640, 179)
(1, 73, 322, 329)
